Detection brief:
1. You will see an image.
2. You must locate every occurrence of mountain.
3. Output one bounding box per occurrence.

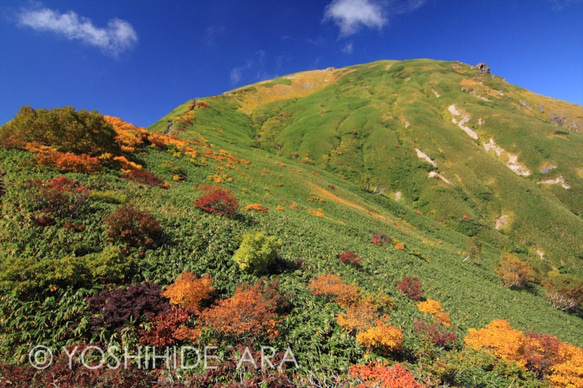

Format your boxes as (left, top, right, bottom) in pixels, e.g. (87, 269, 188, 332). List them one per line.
(1, 59, 582, 386)
(151, 59, 583, 276)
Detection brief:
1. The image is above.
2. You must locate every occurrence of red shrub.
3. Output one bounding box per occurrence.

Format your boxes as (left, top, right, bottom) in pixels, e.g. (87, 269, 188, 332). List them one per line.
(122, 169, 165, 187)
(339, 251, 363, 267)
(103, 205, 162, 248)
(139, 306, 199, 347)
(194, 185, 238, 216)
(414, 320, 458, 349)
(371, 233, 389, 247)
(397, 277, 424, 301)
(25, 176, 89, 219)
(523, 332, 563, 377)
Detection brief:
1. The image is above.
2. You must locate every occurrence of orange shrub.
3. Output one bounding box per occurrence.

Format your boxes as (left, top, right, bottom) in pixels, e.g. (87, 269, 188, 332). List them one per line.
(244, 203, 269, 213)
(337, 300, 379, 333)
(34, 151, 102, 173)
(103, 115, 149, 153)
(356, 320, 404, 355)
(162, 273, 214, 312)
(139, 306, 199, 347)
(549, 343, 583, 388)
(308, 274, 360, 308)
(496, 253, 535, 289)
(394, 242, 405, 250)
(417, 299, 451, 326)
(199, 282, 279, 339)
(464, 319, 526, 366)
(349, 362, 423, 388)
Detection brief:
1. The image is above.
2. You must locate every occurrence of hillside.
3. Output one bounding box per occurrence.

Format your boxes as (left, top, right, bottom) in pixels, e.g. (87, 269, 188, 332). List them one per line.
(1, 59, 582, 386)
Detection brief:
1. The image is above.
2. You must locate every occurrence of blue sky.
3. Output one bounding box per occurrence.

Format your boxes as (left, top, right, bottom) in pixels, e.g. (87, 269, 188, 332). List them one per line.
(1, 0, 582, 128)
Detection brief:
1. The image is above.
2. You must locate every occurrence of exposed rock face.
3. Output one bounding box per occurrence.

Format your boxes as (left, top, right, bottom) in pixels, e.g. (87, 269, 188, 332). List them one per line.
(474, 62, 490, 73)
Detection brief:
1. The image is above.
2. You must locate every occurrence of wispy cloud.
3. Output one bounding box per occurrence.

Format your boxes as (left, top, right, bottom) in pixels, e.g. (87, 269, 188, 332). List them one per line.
(230, 51, 279, 86)
(342, 41, 354, 54)
(549, 0, 583, 10)
(17, 7, 138, 57)
(323, 0, 426, 37)
(323, 0, 386, 37)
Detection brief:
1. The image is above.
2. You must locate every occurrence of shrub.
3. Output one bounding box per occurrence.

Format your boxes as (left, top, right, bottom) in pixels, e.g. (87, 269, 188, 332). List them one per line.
(139, 306, 199, 347)
(523, 332, 563, 378)
(194, 185, 238, 216)
(24, 176, 89, 219)
(87, 246, 134, 284)
(103, 205, 162, 248)
(414, 320, 458, 349)
(121, 169, 165, 187)
(232, 231, 280, 274)
(162, 272, 214, 312)
(495, 253, 535, 289)
(542, 271, 583, 311)
(464, 319, 526, 367)
(199, 281, 280, 340)
(339, 251, 362, 267)
(245, 203, 269, 213)
(308, 274, 361, 308)
(356, 321, 404, 356)
(349, 362, 423, 388)
(371, 233, 389, 247)
(1, 106, 120, 156)
(417, 299, 452, 326)
(397, 277, 424, 301)
(337, 300, 379, 333)
(34, 151, 102, 173)
(87, 282, 170, 333)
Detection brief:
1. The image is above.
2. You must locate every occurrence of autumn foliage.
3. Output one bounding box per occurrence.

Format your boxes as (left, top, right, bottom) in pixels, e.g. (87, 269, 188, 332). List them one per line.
(464, 319, 583, 386)
(308, 274, 360, 308)
(33, 150, 102, 173)
(356, 320, 404, 355)
(194, 185, 238, 216)
(162, 272, 214, 312)
(122, 169, 165, 187)
(139, 306, 199, 347)
(417, 299, 452, 326)
(495, 253, 535, 289)
(349, 362, 423, 388)
(199, 281, 280, 340)
(103, 205, 162, 248)
(244, 203, 269, 213)
(25, 176, 89, 221)
(397, 276, 425, 301)
(339, 251, 363, 267)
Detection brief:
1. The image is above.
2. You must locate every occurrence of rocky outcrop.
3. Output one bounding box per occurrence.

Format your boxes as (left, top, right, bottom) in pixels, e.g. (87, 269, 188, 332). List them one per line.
(474, 62, 490, 73)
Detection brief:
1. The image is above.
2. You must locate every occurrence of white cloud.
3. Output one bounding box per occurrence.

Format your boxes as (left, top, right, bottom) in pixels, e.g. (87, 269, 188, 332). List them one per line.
(323, 0, 387, 37)
(323, 0, 426, 37)
(342, 41, 354, 54)
(18, 7, 138, 56)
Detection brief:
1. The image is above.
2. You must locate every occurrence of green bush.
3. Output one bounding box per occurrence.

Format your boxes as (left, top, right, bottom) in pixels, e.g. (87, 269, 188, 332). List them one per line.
(232, 231, 281, 274)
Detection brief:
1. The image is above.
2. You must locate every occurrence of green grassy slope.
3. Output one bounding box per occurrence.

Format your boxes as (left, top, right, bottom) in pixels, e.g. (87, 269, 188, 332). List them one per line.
(155, 59, 583, 277)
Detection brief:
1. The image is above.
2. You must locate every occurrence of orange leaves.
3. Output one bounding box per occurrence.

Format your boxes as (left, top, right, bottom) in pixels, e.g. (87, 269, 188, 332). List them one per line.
(308, 274, 360, 308)
(103, 115, 149, 153)
(417, 299, 451, 326)
(356, 321, 404, 356)
(307, 208, 325, 217)
(394, 242, 406, 250)
(245, 203, 269, 213)
(162, 272, 214, 312)
(33, 150, 102, 173)
(310, 274, 402, 356)
(349, 362, 423, 388)
(495, 253, 535, 289)
(139, 306, 199, 347)
(464, 319, 583, 385)
(464, 319, 526, 366)
(199, 282, 280, 339)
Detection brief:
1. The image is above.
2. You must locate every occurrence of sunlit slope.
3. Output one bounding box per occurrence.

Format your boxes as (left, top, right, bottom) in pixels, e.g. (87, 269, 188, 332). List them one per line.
(150, 58, 583, 276)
